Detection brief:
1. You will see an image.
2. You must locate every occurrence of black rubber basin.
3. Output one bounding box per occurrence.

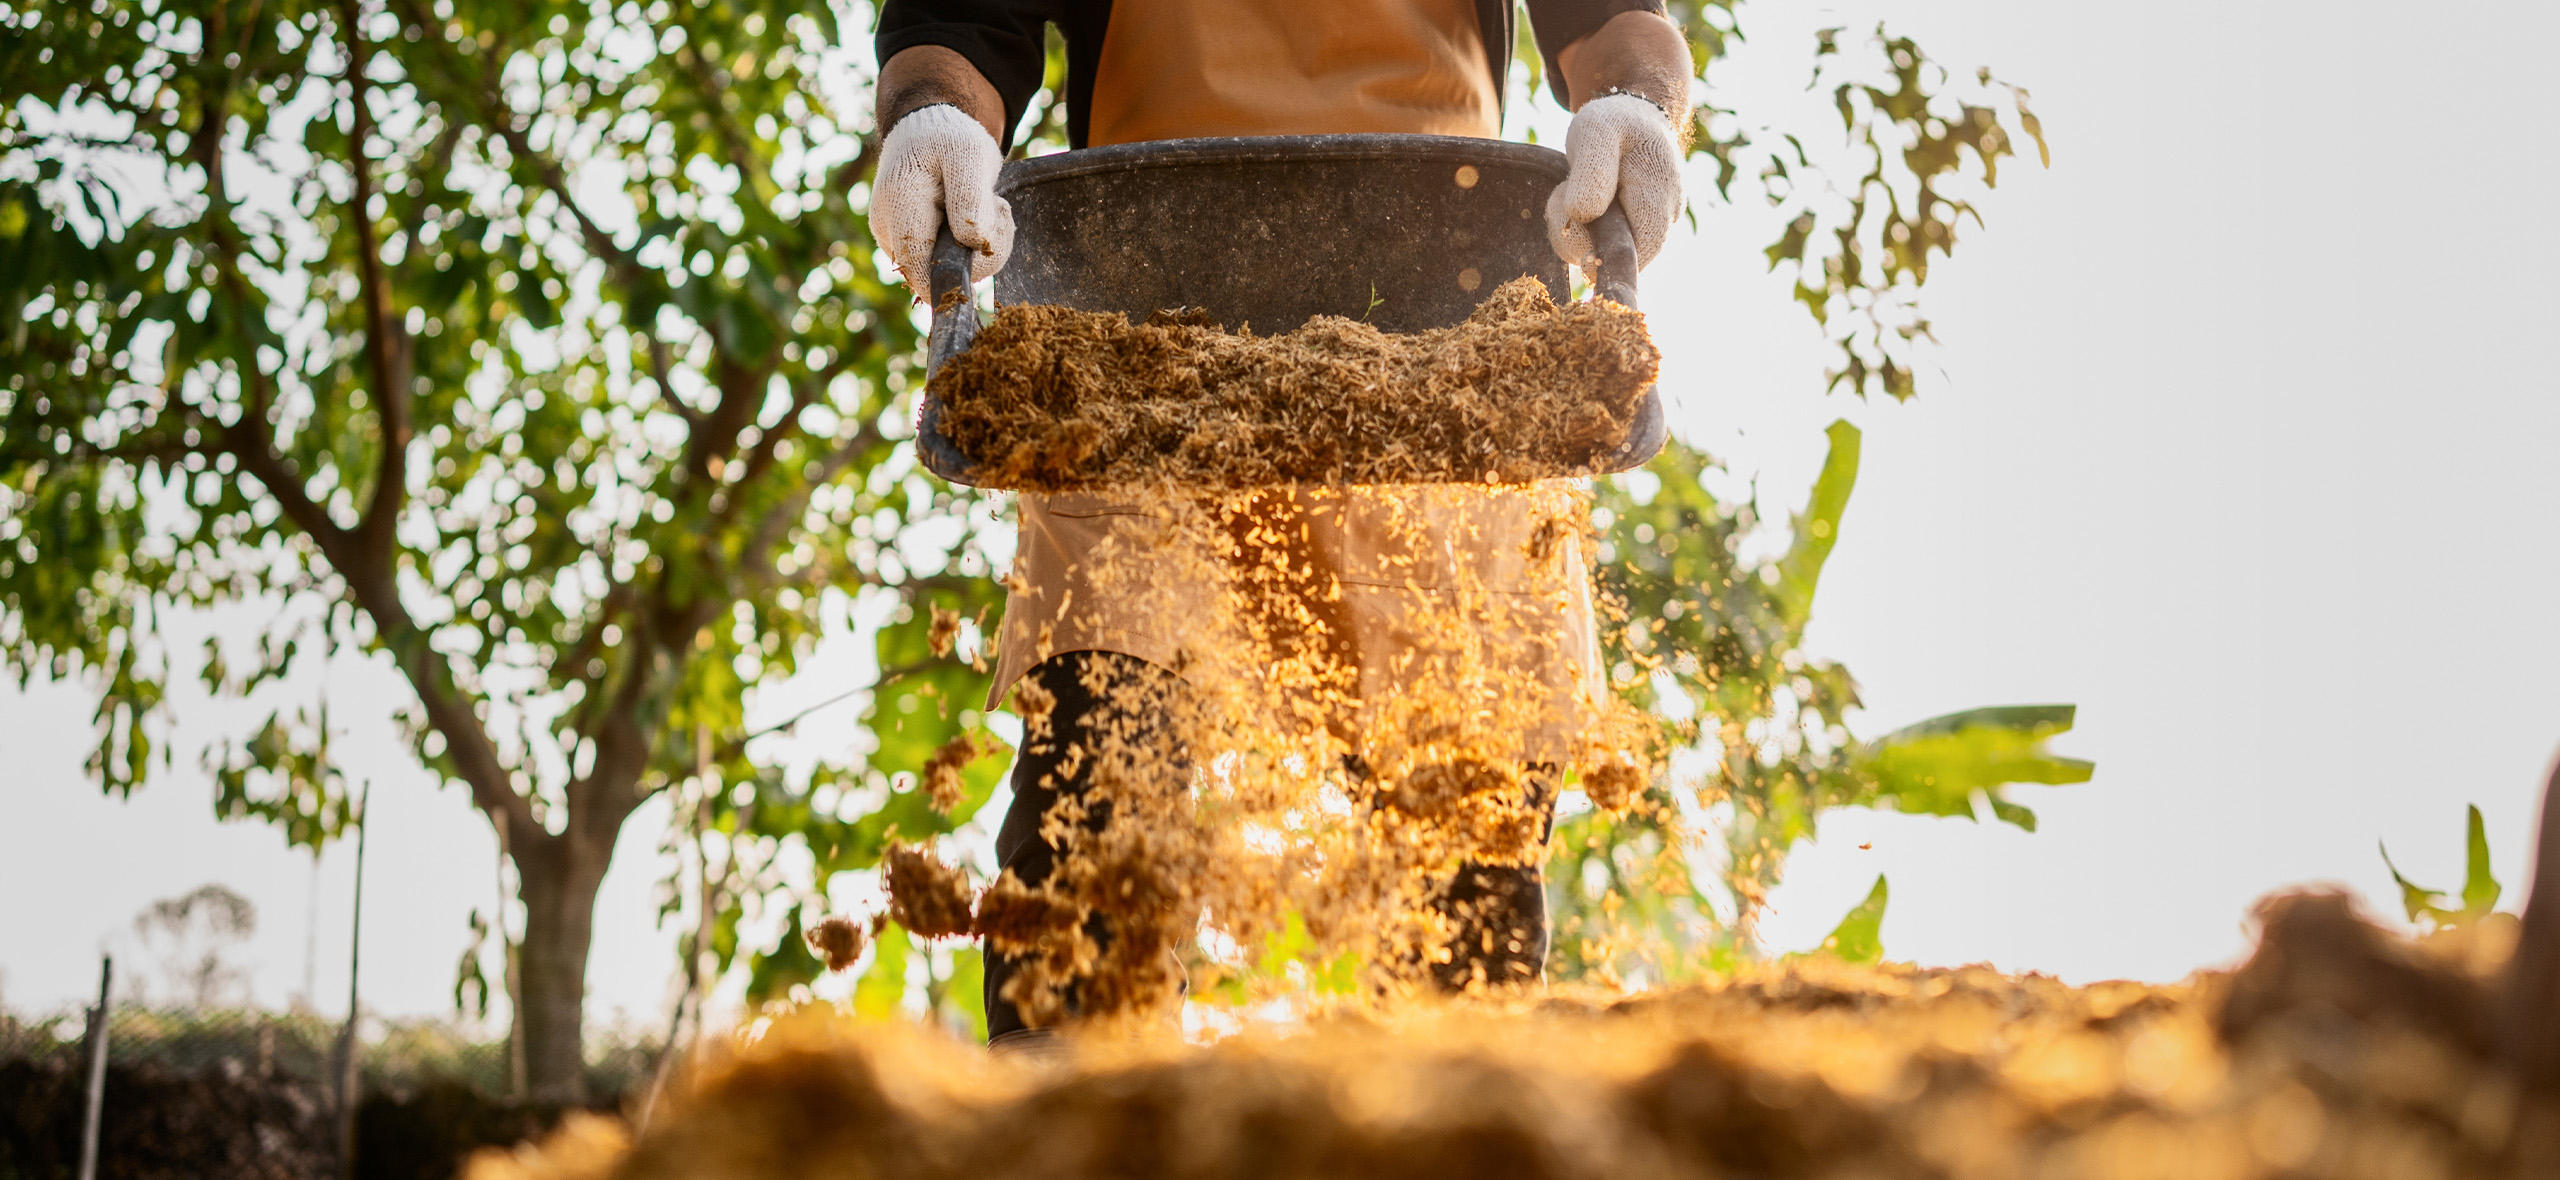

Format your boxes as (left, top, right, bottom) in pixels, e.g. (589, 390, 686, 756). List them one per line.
(916, 133, 1665, 484)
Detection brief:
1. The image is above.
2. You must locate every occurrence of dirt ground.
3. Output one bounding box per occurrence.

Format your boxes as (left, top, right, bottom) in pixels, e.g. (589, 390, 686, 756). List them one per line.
(466, 890, 2560, 1180)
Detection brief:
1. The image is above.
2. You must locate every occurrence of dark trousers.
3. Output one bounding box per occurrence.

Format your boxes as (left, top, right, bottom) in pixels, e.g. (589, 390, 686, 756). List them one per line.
(984, 651, 1556, 1040)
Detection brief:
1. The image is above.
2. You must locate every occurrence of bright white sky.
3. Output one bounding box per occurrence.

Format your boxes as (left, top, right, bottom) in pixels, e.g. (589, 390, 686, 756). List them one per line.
(6, 0, 2558, 1033)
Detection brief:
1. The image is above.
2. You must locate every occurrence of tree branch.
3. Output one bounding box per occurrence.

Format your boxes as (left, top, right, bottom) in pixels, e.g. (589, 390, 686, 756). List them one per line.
(669, 35, 767, 197)
(386, 0, 658, 293)
(5, 433, 204, 469)
(705, 352, 858, 533)
(186, 93, 348, 559)
(737, 413, 884, 589)
(721, 378, 822, 504)
(705, 654, 934, 766)
(641, 332, 702, 432)
(567, 637, 661, 843)
(184, 58, 539, 849)
(553, 582, 635, 702)
(202, 374, 539, 846)
(339, 0, 411, 563)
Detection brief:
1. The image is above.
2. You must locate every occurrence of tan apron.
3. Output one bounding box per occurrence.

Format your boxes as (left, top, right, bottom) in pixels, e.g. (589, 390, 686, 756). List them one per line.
(1086, 0, 1501, 146)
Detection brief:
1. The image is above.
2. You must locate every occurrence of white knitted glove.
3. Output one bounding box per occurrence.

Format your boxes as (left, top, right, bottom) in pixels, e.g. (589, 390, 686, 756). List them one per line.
(1545, 93, 1684, 273)
(870, 104, 1014, 291)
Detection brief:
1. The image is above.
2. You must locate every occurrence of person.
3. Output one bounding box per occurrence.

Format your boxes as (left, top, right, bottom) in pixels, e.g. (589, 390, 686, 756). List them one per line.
(868, 0, 1691, 1049)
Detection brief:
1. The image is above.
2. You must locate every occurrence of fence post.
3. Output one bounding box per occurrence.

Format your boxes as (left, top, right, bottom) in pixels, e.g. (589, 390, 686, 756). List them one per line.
(496, 819, 526, 1099)
(76, 954, 112, 1180)
(335, 779, 372, 1180)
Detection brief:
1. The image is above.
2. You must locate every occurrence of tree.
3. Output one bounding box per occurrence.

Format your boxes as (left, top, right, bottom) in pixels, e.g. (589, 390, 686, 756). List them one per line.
(1, 0, 1003, 1098)
(133, 882, 259, 1008)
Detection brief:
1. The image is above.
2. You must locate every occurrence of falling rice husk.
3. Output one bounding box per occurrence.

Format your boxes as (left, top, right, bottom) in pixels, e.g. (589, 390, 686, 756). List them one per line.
(883, 841, 977, 940)
(803, 915, 866, 973)
(927, 277, 1658, 490)
(918, 733, 985, 816)
(956, 474, 1656, 1026)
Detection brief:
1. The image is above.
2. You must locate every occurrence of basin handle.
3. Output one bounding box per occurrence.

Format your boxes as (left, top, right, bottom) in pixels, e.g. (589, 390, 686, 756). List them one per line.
(914, 222, 986, 485)
(1585, 201, 1641, 312)
(925, 221, 980, 379)
(1577, 200, 1667, 473)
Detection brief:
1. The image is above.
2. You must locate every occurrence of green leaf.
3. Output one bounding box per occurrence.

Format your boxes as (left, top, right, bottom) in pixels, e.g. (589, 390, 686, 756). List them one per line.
(2378, 804, 2503, 929)
(1766, 212, 1816, 270)
(452, 911, 493, 1020)
(1812, 874, 1889, 964)
(1314, 948, 1362, 995)
(1986, 798, 2038, 833)
(1772, 419, 1861, 629)
(2379, 841, 2450, 925)
(1855, 704, 2092, 830)
(1581, 429, 2093, 974)
(1255, 910, 1315, 978)
(2462, 804, 2502, 918)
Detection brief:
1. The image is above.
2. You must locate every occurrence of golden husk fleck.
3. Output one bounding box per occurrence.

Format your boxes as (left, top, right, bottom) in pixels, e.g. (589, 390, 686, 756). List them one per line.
(883, 841, 976, 940)
(803, 915, 866, 973)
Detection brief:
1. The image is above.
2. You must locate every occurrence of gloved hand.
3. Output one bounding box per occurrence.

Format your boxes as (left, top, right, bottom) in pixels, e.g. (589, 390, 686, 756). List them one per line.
(870, 103, 1015, 293)
(1545, 93, 1684, 275)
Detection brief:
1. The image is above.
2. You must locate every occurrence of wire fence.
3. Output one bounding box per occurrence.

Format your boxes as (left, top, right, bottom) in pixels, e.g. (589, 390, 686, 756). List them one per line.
(0, 1002, 660, 1180)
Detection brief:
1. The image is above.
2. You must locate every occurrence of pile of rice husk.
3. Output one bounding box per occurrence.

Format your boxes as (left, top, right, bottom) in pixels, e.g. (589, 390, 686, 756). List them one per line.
(466, 891, 2560, 1180)
(926, 278, 1658, 490)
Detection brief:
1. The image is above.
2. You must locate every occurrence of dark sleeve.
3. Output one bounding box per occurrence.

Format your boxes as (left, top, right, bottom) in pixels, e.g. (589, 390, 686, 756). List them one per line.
(876, 0, 1064, 151)
(1522, 0, 1669, 108)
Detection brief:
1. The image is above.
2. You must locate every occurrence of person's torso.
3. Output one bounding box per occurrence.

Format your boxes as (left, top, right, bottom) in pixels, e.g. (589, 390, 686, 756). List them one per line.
(1087, 0, 1502, 145)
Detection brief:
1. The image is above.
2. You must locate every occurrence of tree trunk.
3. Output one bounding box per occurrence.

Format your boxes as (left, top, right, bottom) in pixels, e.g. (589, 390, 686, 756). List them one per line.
(510, 825, 614, 1103)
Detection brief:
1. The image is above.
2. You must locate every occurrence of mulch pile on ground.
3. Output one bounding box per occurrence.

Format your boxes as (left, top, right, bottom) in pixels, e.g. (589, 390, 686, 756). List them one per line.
(467, 890, 2560, 1180)
(927, 278, 1658, 490)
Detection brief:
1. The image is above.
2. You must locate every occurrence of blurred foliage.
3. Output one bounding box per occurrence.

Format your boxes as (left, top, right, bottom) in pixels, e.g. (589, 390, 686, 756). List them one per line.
(0, 0, 1004, 1091)
(454, 909, 496, 1021)
(2382, 804, 2503, 930)
(1195, 912, 1364, 1009)
(1550, 424, 2090, 984)
(0, 1001, 657, 1100)
(836, 918, 990, 1037)
(1533, 4, 2064, 987)
(1660, 4, 2047, 398)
